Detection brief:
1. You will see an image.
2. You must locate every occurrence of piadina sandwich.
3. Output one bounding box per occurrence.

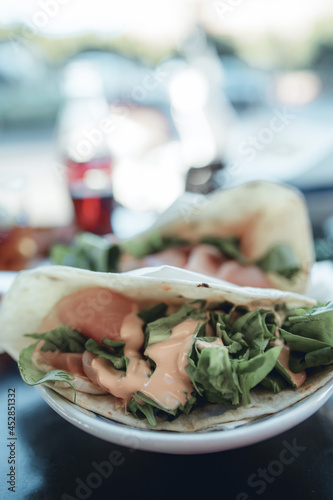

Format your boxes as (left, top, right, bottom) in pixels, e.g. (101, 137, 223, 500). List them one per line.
(51, 181, 314, 294)
(1, 265, 333, 432)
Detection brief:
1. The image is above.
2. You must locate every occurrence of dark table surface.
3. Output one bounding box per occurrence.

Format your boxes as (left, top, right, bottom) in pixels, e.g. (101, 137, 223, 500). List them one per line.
(1, 355, 333, 500)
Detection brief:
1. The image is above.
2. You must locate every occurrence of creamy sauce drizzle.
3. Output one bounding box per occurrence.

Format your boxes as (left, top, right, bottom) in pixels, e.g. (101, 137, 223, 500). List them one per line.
(196, 338, 224, 350)
(142, 318, 199, 409)
(91, 313, 151, 401)
(92, 316, 199, 410)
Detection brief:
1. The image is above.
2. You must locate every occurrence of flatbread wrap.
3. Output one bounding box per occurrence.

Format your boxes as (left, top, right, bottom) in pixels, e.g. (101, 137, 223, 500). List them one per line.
(1, 265, 333, 433)
(52, 181, 314, 294)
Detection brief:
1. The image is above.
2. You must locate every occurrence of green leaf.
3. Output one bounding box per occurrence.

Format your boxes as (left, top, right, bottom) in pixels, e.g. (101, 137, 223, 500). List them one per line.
(261, 370, 289, 393)
(283, 302, 333, 347)
(214, 318, 247, 355)
(201, 236, 249, 263)
(186, 341, 242, 405)
(25, 326, 87, 353)
(187, 339, 282, 407)
(137, 303, 168, 325)
(122, 233, 188, 259)
(199, 238, 300, 280)
(50, 232, 121, 272)
(289, 347, 333, 373)
(50, 243, 73, 265)
(235, 346, 282, 404)
(127, 398, 158, 427)
(131, 391, 197, 420)
(145, 302, 207, 347)
(225, 332, 247, 355)
(256, 243, 300, 279)
(275, 360, 298, 389)
(280, 305, 333, 372)
(18, 344, 76, 400)
(230, 309, 276, 357)
(280, 328, 330, 353)
(85, 338, 127, 370)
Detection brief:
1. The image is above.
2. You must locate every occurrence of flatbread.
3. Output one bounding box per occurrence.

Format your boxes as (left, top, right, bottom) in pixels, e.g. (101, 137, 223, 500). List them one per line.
(0, 265, 331, 432)
(121, 181, 314, 294)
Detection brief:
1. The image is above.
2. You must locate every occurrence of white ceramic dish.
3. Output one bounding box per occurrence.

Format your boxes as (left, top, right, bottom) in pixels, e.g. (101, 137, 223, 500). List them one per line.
(35, 379, 333, 455)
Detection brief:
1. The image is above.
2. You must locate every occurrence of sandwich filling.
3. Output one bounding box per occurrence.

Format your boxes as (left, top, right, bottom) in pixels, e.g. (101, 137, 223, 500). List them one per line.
(51, 233, 301, 289)
(18, 287, 333, 427)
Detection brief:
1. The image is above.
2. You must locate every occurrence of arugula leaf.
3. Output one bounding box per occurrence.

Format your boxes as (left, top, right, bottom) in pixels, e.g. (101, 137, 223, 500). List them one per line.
(234, 346, 282, 405)
(224, 333, 246, 355)
(122, 233, 188, 259)
(201, 236, 249, 263)
(278, 303, 333, 372)
(187, 341, 242, 405)
(18, 344, 77, 400)
(186, 306, 280, 407)
(200, 238, 300, 280)
(25, 326, 87, 353)
(129, 391, 197, 427)
(127, 398, 159, 427)
(256, 243, 300, 279)
(261, 370, 289, 393)
(230, 309, 276, 358)
(145, 302, 207, 347)
(85, 338, 128, 370)
(51, 227, 301, 283)
(274, 360, 298, 389)
(50, 232, 121, 272)
(283, 302, 333, 347)
(187, 336, 282, 407)
(280, 329, 330, 353)
(137, 303, 168, 325)
(289, 347, 333, 373)
(214, 319, 247, 355)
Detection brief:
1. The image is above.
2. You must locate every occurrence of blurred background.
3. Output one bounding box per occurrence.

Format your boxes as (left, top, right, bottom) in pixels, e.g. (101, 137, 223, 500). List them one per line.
(1, 0, 333, 270)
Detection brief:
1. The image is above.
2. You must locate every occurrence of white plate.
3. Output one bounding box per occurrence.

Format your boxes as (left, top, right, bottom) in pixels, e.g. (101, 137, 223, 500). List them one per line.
(35, 379, 333, 455)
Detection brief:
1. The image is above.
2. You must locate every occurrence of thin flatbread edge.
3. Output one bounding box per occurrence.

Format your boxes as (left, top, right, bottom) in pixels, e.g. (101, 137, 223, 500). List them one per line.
(40, 365, 333, 433)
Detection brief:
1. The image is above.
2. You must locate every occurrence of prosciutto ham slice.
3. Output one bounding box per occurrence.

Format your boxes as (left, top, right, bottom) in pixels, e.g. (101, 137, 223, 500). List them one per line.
(120, 243, 273, 288)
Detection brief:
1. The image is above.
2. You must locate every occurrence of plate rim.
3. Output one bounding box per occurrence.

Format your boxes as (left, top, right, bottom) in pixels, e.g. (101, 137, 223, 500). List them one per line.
(35, 378, 333, 455)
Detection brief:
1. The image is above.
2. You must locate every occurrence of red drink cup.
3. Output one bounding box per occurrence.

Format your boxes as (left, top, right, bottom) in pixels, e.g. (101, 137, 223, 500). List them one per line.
(66, 156, 114, 235)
